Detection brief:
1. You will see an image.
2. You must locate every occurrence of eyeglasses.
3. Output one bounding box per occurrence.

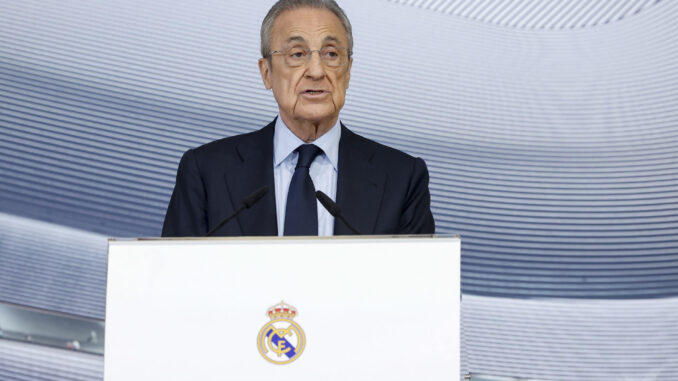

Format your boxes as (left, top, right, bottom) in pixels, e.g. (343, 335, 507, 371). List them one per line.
(268, 46, 350, 68)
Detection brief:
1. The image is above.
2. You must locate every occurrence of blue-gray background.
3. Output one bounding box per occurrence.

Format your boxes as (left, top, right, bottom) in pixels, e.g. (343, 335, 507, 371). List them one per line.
(1, 0, 677, 379)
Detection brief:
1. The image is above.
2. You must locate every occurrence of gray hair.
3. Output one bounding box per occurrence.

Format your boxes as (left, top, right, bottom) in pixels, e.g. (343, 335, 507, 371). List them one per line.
(261, 0, 353, 58)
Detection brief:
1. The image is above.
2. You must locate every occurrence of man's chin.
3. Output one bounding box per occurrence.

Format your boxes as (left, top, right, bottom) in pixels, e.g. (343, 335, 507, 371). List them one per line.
(293, 108, 339, 126)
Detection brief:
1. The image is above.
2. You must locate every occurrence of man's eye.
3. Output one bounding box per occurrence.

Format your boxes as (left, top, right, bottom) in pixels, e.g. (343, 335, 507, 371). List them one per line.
(288, 49, 307, 59)
(322, 48, 339, 59)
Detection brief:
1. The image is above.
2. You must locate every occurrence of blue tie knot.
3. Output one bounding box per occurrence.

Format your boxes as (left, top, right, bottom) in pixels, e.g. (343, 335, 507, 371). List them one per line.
(295, 144, 322, 169)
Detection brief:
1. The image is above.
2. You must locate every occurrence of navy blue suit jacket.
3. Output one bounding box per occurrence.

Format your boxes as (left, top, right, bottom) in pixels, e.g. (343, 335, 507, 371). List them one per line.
(162, 120, 435, 236)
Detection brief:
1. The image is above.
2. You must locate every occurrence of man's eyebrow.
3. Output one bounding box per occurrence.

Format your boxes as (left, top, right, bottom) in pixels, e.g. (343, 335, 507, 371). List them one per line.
(323, 36, 340, 44)
(283, 35, 342, 46)
(285, 36, 306, 44)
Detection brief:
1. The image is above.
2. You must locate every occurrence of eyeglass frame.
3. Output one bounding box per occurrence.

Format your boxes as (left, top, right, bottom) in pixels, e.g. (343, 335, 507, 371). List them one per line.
(265, 46, 352, 68)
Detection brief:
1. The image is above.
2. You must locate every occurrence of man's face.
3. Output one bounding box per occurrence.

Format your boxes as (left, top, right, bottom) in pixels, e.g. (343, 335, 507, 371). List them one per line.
(259, 8, 352, 127)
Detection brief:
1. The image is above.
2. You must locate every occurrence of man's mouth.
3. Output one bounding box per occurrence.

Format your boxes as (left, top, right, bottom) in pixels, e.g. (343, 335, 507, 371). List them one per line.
(303, 89, 327, 94)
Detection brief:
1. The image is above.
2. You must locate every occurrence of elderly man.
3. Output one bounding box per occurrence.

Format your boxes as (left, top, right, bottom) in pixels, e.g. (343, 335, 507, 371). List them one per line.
(162, 0, 435, 237)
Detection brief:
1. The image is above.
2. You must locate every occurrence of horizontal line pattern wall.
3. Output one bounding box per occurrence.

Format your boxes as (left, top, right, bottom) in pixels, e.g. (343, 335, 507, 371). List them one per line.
(0, 213, 108, 319)
(1, 1, 678, 378)
(0, 0, 678, 304)
(388, 0, 662, 28)
(0, 339, 103, 381)
(462, 294, 678, 380)
(1, 0, 677, 306)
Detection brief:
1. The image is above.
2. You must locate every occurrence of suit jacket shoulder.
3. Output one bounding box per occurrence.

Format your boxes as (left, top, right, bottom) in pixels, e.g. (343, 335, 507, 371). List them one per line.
(162, 121, 277, 237)
(188, 126, 269, 170)
(335, 125, 435, 235)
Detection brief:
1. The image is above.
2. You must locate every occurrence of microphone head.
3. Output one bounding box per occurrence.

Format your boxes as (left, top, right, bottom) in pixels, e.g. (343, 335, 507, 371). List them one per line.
(315, 190, 341, 217)
(243, 186, 269, 208)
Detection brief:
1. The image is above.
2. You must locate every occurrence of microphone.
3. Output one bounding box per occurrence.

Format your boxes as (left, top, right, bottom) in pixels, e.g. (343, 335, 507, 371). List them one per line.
(315, 191, 361, 235)
(205, 185, 269, 237)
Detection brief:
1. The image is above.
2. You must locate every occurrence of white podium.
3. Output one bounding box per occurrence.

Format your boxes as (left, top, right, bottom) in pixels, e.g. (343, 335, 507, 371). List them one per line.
(105, 236, 460, 380)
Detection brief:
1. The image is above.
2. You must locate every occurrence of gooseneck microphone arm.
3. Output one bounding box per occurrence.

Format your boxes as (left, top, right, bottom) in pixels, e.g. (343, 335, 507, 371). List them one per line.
(315, 190, 361, 235)
(205, 186, 269, 237)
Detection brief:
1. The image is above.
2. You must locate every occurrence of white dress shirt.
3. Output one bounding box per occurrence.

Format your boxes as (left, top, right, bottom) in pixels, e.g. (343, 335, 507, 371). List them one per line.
(273, 116, 340, 236)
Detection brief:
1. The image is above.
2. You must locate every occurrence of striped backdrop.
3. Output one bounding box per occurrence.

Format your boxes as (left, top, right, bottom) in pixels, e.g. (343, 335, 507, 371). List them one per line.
(1, 0, 677, 379)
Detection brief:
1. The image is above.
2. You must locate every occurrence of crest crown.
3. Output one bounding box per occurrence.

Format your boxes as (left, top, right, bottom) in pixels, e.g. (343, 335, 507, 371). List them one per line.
(267, 301, 297, 319)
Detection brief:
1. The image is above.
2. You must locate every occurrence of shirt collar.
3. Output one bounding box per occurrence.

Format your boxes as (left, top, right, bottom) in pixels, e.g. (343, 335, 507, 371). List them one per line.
(273, 116, 341, 171)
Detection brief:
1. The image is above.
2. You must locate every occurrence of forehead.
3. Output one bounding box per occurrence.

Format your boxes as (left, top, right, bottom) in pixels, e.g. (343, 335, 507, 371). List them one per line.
(270, 7, 347, 46)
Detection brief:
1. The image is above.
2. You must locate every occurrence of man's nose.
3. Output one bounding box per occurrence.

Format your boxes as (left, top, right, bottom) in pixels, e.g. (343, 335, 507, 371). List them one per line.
(305, 51, 326, 79)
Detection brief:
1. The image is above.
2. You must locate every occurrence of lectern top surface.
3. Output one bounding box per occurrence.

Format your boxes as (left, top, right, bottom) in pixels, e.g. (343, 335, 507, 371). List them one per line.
(107, 234, 455, 243)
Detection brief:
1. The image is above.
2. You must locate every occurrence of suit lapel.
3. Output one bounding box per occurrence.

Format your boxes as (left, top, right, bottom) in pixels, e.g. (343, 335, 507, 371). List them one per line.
(223, 120, 278, 236)
(334, 125, 386, 235)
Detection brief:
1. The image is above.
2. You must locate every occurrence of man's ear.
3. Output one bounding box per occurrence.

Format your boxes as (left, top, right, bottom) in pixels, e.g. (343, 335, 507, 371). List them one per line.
(345, 57, 353, 88)
(258, 58, 272, 89)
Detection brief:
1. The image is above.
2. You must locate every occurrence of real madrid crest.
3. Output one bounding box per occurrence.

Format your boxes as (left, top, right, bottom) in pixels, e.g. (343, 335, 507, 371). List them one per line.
(257, 301, 306, 364)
